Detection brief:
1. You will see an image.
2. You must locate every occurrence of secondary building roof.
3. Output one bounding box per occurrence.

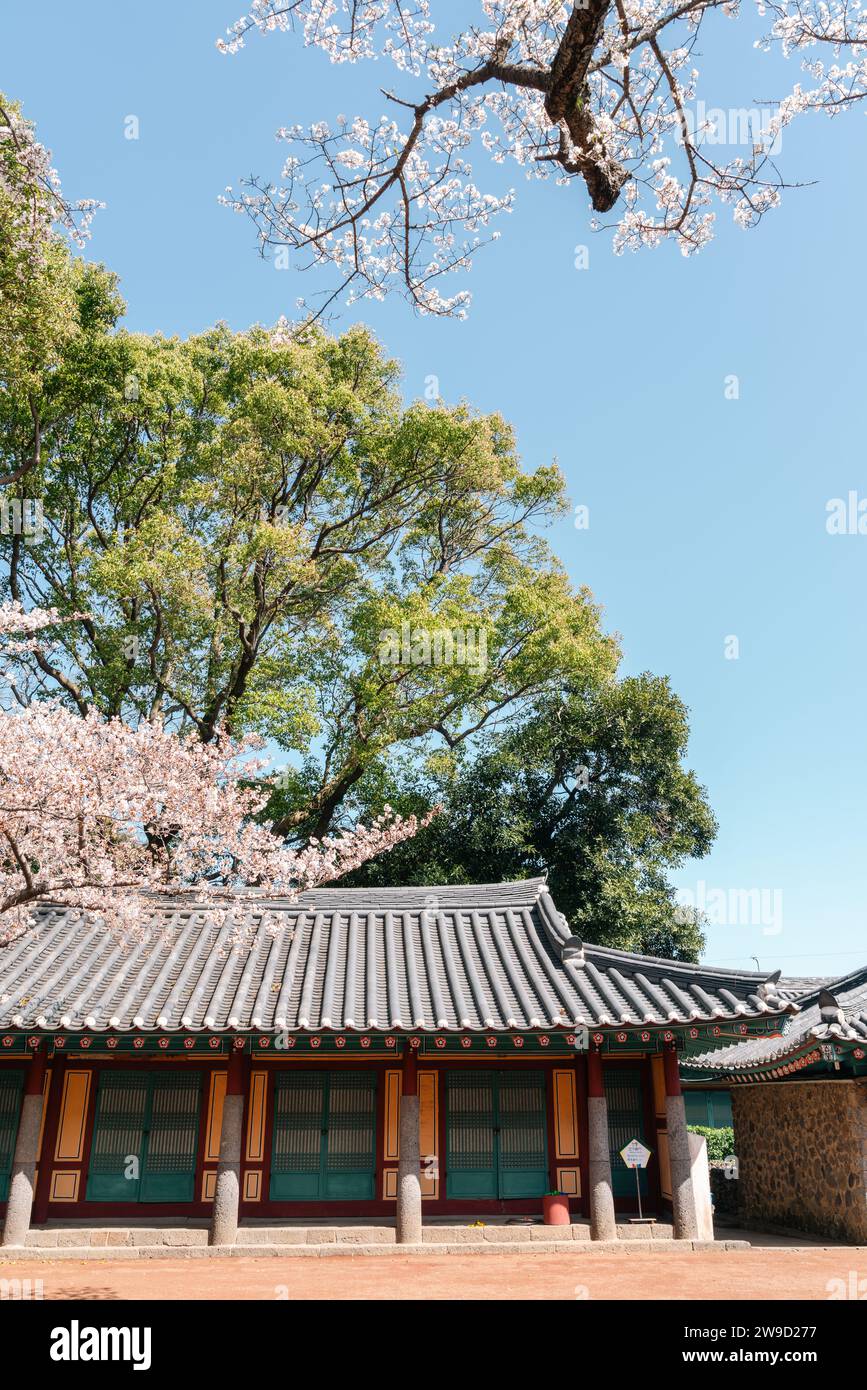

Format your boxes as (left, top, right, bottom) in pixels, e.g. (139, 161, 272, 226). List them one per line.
(684, 965, 867, 1076)
(0, 879, 800, 1036)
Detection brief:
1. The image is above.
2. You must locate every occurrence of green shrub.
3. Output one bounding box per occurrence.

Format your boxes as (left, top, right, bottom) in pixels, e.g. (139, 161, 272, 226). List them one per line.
(687, 1124, 734, 1161)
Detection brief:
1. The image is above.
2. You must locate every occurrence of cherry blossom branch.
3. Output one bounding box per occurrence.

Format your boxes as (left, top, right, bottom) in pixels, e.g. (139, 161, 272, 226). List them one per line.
(0, 99, 100, 261)
(0, 606, 437, 945)
(216, 0, 867, 315)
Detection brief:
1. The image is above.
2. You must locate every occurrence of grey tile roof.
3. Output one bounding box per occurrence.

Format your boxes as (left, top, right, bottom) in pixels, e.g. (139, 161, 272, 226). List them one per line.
(0, 880, 799, 1035)
(685, 965, 867, 1073)
(776, 975, 837, 997)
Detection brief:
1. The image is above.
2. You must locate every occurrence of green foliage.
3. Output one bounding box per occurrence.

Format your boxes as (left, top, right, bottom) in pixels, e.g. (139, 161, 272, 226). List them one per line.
(688, 1125, 735, 1161)
(0, 295, 617, 838)
(0, 93, 716, 955)
(342, 673, 716, 958)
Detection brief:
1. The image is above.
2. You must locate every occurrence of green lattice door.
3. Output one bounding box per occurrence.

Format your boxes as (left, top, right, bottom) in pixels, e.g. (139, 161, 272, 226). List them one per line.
(270, 1072, 376, 1201)
(446, 1071, 548, 1200)
(0, 1071, 24, 1203)
(604, 1067, 650, 1199)
(86, 1071, 202, 1203)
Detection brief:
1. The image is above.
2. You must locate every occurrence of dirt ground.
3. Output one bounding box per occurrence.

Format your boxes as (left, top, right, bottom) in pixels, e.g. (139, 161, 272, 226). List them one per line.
(3, 1247, 864, 1300)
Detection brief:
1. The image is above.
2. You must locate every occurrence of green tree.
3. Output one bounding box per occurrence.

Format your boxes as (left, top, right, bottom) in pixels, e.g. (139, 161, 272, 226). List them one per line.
(0, 92, 103, 489)
(0, 93, 713, 943)
(341, 674, 715, 959)
(0, 287, 617, 836)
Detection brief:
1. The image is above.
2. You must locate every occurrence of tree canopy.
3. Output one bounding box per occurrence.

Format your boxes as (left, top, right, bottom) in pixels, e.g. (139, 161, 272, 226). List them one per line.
(0, 92, 101, 487)
(0, 89, 717, 958)
(0, 243, 617, 840)
(340, 674, 714, 958)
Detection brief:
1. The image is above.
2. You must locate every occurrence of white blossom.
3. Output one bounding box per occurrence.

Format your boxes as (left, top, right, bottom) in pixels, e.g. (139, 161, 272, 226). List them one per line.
(0, 608, 435, 945)
(214, 0, 867, 313)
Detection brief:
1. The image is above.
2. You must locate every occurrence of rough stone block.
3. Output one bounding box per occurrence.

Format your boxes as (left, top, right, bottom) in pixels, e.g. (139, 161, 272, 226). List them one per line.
(529, 1225, 569, 1241)
(482, 1225, 531, 1242)
(24, 1230, 59, 1247)
(617, 1223, 653, 1240)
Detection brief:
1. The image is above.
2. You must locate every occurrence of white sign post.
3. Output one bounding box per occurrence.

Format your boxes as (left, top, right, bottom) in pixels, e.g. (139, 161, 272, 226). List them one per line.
(619, 1138, 652, 1221)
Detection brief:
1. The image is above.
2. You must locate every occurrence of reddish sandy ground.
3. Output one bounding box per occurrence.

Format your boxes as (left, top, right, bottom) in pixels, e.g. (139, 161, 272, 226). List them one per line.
(3, 1247, 864, 1300)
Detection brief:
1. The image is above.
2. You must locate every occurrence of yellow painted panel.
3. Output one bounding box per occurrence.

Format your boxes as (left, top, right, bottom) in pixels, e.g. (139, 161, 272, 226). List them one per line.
(383, 1169, 399, 1200)
(651, 1055, 666, 1118)
(419, 1071, 439, 1199)
(244, 1170, 262, 1202)
(50, 1170, 80, 1203)
(553, 1068, 579, 1160)
(556, 1166, 580, 1197)
(657, 1131, 672, 1200)
(245, 1070, 268, 1162)
(54, 1071, 91, 1162)
(205, 1071, 227, 1163)
(36, 1069, 50, 1160)
(202, 1170, 217, 1202)
(384, 1069, 401, 1162)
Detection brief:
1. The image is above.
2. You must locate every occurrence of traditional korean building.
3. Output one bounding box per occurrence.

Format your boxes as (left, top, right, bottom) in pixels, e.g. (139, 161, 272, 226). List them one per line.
(682, 967, 867, 1243)
(0, 879, 798, 1247)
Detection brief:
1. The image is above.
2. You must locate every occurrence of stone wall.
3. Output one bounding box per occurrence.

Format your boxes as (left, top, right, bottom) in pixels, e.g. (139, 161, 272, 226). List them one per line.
(709, 1164, 740, 1221)
(732, 1080, 867, 1244)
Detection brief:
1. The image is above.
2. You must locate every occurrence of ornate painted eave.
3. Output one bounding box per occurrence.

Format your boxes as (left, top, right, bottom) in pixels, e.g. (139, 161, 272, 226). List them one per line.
(682, 966, 867, 1081)
(0, 881, 799, 1040)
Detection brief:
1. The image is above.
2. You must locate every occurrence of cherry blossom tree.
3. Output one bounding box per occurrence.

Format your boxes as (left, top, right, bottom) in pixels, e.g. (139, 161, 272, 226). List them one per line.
(0, 602, 88, 709)
(0, 95, 98, 265)
(0, 606, 434, 944)
(218, 0, 867, 316)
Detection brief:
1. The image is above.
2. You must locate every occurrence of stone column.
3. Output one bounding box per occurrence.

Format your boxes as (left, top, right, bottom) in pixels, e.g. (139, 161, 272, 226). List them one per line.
(31, 1058, 66, 1227)
(587, 1049, 617, 1241)
(664, 1044, 699, 1240)
(396, 1045, 422, 1245)
(2, 1048, 47, 1248)
(209, 1050, 247, 1247)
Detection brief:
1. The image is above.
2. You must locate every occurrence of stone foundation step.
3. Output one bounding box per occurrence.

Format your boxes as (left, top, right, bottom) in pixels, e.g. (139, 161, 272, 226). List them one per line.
(4, 1237, 746, 1262)
(23, 1221, 675, 1249)
(25, 1227, 210, 1249)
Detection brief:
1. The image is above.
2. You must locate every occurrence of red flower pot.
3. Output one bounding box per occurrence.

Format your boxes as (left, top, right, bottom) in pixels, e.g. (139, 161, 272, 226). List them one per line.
(542, 1193, 570, 1226)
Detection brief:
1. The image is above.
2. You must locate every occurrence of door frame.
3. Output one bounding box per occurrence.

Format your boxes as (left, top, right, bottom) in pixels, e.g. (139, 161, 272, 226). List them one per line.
(269, 1069, 378, 1202)
(246, 1056, 574, 1218)
(444, 1068, 549, 1201)
(85, 1068, 203, 1203)
(29, 1059, 225, 1221)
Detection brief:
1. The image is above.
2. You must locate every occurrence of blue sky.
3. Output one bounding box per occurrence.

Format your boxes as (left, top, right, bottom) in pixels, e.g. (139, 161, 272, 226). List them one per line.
(5, 1, 866, 974)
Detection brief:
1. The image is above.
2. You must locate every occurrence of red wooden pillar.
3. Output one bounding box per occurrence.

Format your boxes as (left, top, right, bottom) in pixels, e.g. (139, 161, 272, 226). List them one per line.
(25, 1048, 47, 1097)
(663, 1044, 681, 1098)
(226, 1048, 247, 1097)
(587, 1048, 604, 1098)
(401, 1044, 418, 1097)
(574, 1053, 590, 1217)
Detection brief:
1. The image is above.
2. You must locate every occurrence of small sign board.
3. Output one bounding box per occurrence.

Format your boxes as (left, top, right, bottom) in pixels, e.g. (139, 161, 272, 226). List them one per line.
(620, 1138, 652, 1169)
